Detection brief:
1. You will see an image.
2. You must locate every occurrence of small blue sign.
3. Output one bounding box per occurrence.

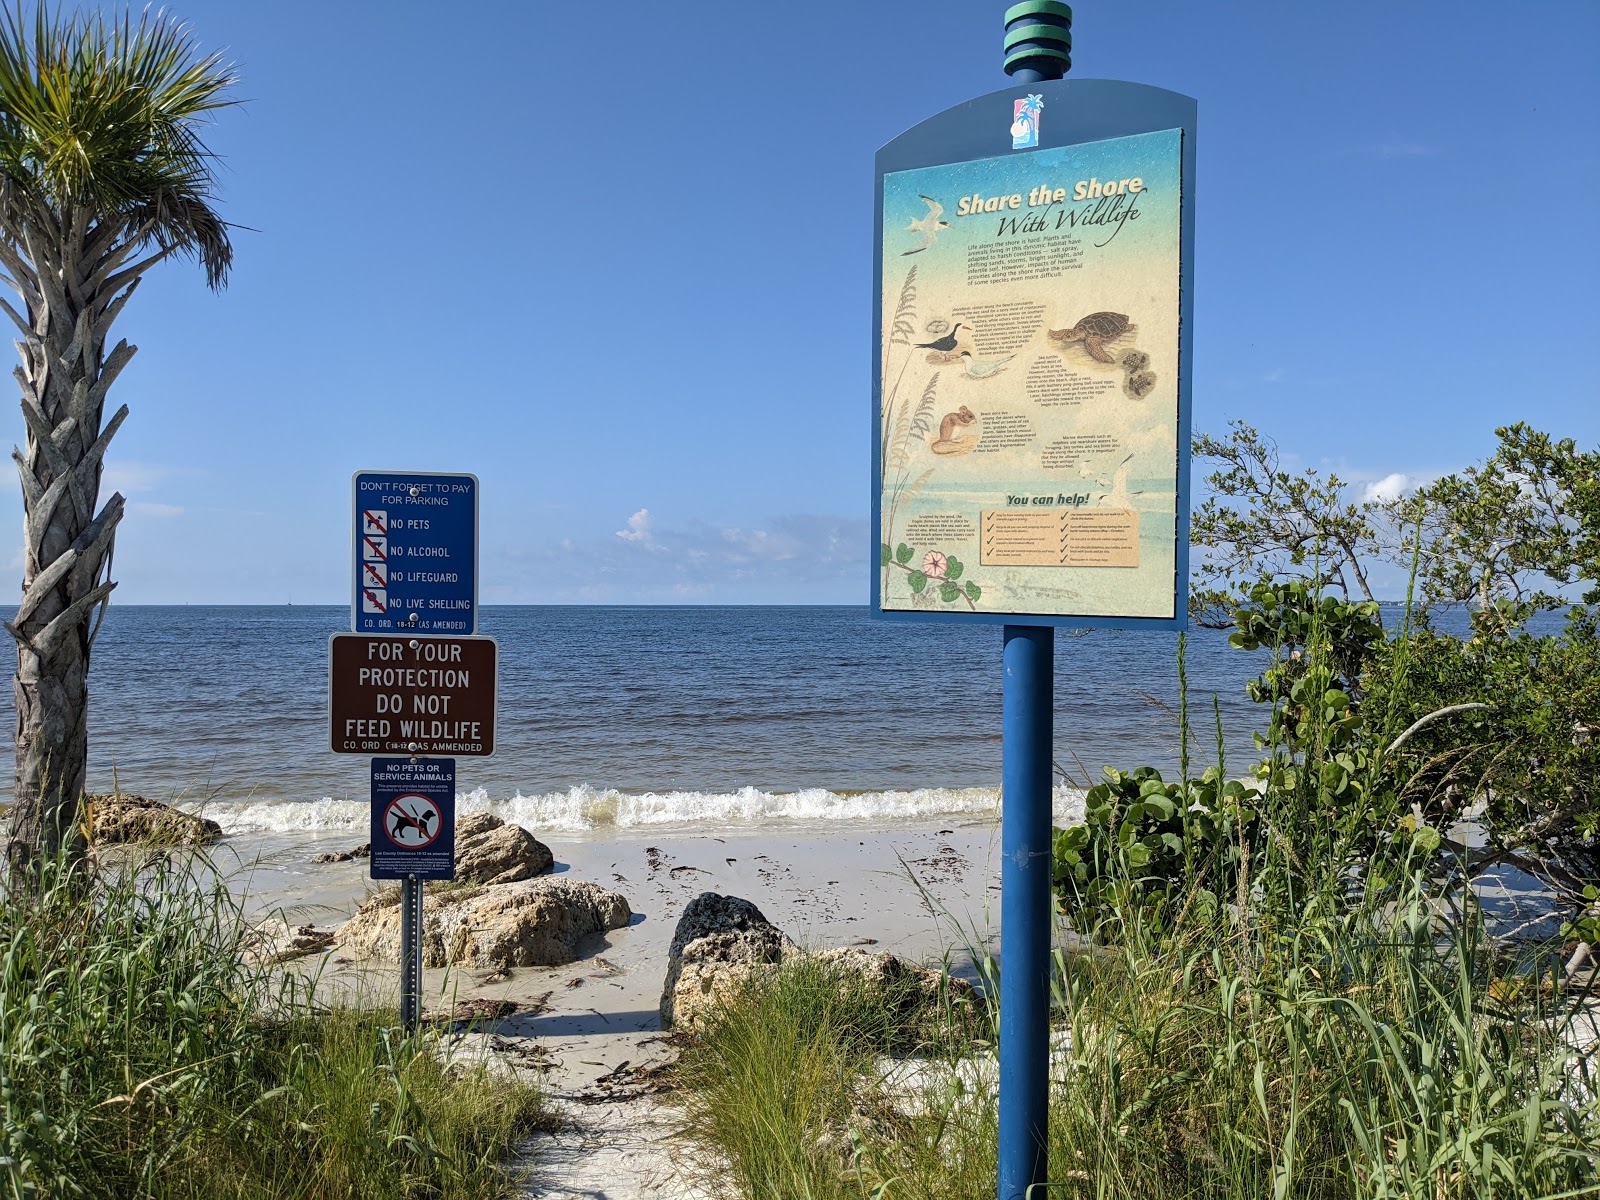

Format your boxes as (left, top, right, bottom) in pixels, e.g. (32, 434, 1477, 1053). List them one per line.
(353, 471, 477, 635)
(370, 757, 456, 881)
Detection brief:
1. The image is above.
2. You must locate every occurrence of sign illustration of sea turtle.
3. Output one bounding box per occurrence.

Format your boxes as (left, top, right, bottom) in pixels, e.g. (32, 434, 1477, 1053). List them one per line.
(1048, 312, 1136, 363)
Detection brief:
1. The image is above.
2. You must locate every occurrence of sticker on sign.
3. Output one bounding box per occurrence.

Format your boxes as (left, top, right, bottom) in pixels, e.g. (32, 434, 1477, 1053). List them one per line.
(329, 634, 497, 756)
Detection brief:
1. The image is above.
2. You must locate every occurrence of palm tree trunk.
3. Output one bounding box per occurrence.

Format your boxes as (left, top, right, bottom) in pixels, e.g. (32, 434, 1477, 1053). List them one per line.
(3, 221, 127, 879)
(9, 628, 92, 870)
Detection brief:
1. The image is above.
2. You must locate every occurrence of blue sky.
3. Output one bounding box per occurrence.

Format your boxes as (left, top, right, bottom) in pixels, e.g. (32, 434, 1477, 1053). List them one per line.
(3, 0, 1595, 604)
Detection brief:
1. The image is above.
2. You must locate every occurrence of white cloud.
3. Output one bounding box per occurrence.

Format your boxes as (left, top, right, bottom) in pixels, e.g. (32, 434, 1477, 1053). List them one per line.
(495, 510, 868, 604)
(615, 508, 653, 543)
(1360, 472, 1411, 504)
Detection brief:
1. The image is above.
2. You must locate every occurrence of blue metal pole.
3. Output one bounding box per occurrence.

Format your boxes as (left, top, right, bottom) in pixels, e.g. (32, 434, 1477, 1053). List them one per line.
(996, 10, 1070, 1195)
(999, 623, 1054, 1199)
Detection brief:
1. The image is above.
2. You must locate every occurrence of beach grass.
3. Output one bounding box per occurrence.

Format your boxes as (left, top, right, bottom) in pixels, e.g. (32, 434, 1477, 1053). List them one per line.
(674, 865, 1598, 1199)
(0, 852, 547, 1200)
(672, 952, 980, 1198)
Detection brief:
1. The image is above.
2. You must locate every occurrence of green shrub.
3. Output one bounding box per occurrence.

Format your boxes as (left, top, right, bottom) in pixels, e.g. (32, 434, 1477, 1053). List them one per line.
(1364, 608, 1600, 852)
(1052, 765, 1252, 938)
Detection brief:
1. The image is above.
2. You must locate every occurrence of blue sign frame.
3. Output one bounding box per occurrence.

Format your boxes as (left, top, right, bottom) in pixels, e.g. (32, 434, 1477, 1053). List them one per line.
(353, 471, 478, 635)
(369, 757, 457, 881)
(872, 79, 1196, 630)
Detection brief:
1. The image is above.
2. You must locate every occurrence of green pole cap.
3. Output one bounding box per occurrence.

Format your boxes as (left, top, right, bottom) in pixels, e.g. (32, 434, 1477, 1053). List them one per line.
(1004, 0, 1072, 24)
(1003, 1, 1072, 80)
(1004, 24, 1074, 55)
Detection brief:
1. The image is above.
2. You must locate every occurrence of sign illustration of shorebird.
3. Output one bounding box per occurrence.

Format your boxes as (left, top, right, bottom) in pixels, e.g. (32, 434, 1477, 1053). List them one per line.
(1093, 453, 1144, 507)
(1049, 312, 1136, 363)
(959, 351, 1015, 380)
(914, 322, 965, 353)
(903, 195, 950, 255)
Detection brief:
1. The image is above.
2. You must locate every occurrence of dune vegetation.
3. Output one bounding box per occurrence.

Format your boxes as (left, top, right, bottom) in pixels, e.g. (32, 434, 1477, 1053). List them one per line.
(675, 423, 1600, 1199)
(0, 854, 547, 1200)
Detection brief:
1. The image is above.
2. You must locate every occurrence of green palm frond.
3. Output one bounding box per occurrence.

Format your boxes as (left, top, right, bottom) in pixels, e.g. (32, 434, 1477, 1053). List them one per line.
(0, 2, 238, 288)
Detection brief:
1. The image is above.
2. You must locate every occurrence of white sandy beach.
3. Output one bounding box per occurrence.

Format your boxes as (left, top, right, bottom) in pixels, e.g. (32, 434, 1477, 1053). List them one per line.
(232, 816, 1017, 1197)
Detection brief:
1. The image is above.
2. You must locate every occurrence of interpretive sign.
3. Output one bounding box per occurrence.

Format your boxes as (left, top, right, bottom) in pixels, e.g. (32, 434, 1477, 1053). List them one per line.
(369, 757, 457, 881)
(352, 471, 478, 635)
(329, 634, 497, 756)
(873, 81, 1195, 628)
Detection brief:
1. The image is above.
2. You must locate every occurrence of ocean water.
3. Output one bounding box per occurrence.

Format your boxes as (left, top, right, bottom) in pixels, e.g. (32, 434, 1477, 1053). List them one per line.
(0, 605, 1280, 839)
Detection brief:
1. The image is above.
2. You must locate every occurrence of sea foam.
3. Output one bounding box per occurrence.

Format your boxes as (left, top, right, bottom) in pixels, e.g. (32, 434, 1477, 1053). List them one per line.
(197, 783, 1088, 836)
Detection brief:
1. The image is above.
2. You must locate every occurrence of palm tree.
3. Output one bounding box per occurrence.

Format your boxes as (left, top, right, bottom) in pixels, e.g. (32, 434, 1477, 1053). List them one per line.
(0, 5, 235, 877)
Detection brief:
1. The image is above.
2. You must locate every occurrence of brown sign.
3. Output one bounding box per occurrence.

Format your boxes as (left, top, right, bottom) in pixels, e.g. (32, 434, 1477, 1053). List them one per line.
(329, 634, 496, 757)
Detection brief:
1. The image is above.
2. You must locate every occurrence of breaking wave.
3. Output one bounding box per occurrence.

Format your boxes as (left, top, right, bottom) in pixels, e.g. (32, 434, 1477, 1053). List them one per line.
(197, 783, 1089, 836)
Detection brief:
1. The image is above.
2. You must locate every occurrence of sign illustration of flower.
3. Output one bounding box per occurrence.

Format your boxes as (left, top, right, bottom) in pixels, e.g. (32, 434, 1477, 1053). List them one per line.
(882, 542, 982, 609)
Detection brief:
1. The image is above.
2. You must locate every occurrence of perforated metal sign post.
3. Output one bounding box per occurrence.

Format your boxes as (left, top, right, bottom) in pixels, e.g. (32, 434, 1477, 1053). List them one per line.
(353, 471, 478, 635)
(343, 470, 483, 1034)
(871, 6, 1195, 1197)
(369, 756, 457, 1031)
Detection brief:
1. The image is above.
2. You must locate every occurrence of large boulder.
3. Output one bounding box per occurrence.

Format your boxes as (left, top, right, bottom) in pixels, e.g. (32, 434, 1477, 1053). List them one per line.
(453, 813, 553, 884)
(660, 892, 790, 1031)
(658, 895, 978, 1040)
(335, 877, 629, 969)
(86, 792, 221, 847)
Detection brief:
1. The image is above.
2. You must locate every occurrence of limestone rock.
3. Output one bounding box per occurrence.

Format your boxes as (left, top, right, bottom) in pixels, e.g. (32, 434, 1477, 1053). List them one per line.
(311, 843, 370, 863)
(86, 792, 221, 847)
(453, 813, 553, 884)
(809, 947, 978, 1046)
(669, 955, 781, 1034)
(249, 917, 335, 964)
(334, 877, 630, 969)
(660, 892, 790, 1030)
(658, 894, 977, 1039)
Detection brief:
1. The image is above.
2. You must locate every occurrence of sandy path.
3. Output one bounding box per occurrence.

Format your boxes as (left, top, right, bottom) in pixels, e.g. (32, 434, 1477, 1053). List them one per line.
(256, 819, 1006, 1198)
